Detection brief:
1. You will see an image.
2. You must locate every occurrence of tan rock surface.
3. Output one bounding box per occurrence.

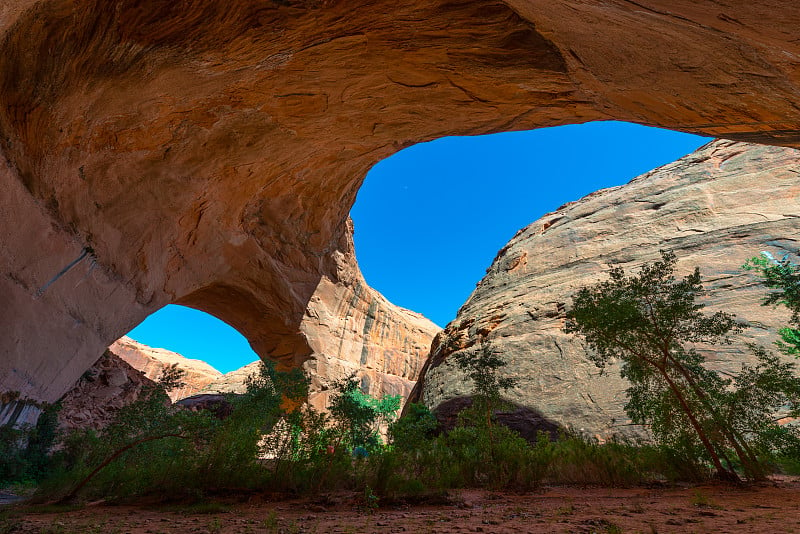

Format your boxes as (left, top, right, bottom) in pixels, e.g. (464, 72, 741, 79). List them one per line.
(57, 350, 162, 432)
(201, 362, 260, 396)
(300, 226, 440, 409)
(109, 336, 222, 402)
(412, 140, 800, 438)
(2, 1, 800, 407)
(201, 232, 440, 409)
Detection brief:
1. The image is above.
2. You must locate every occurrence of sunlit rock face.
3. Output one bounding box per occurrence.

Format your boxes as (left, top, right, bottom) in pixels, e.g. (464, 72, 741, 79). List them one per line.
(110, 337, 223, 402)
(411, 140, 800, 439)
(299, 226, 440, 409)
(2, 0, 800, 409)
(200, 230, 440, 410)
(201, 362, 261, 396)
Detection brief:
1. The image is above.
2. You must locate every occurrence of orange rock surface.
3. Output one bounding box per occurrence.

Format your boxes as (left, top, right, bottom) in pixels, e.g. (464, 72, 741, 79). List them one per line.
(57, 350, 161, 432)
(109, 337, 222, 402)
(1, 1, 800, 407)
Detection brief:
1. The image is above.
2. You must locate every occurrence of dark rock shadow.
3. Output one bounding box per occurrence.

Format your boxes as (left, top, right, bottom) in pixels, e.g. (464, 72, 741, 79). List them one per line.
(433, 396, 561, 443)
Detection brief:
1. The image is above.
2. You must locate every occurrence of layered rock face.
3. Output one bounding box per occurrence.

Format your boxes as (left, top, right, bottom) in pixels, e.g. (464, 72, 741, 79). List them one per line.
(201, 363, 260, 396)
(299, 229, 440, 409)
(57, 351, 162, 432)
(2, 0, 800, 409)
(110, 337, 222, 402)
(412, 140, 800, 439)
(200, 237, 439, 410)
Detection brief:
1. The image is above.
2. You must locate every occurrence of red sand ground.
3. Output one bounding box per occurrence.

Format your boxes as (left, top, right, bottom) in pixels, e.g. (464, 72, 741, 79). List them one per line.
(4, 479, 800, 533)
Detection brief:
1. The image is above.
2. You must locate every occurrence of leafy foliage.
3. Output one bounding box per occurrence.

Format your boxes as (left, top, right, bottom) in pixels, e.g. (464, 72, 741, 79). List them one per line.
(156, 363, 187, 392)
(744, 252, 800, 355)
(45, 360, 313, 501)
(0, 401, 61, 485)
(565, 250, 800, 481)
(328, 374, 401, 451)
(388, 403, 438, 452)
(453, 344, 517, 402)
(452, 342, 517, 431)
(722, 345, 800, 457)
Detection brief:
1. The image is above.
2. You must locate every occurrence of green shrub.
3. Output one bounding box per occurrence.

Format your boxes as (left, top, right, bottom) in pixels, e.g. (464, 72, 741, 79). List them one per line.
(0, 401, 62, 486)
(388, 403, 438, 452)
(328, 374, 400, 452)
(24, 359, 729, 504)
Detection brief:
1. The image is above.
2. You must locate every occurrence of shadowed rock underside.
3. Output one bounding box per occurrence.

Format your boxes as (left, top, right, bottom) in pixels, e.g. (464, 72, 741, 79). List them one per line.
(2, 1, 800, 410)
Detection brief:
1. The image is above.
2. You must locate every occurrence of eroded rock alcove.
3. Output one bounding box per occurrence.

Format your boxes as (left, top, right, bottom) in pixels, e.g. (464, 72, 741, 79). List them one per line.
(2, 0, 800, 419)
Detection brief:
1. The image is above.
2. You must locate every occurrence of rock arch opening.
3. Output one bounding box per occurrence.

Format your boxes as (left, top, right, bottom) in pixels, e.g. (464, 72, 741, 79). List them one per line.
(125, 304, 259, 376)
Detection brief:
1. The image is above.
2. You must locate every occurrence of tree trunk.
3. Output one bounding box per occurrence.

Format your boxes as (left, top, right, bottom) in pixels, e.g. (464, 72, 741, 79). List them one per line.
(663, 352, 763, 480)
(657, 368, 740, 483)
(60, 433, 189, 503)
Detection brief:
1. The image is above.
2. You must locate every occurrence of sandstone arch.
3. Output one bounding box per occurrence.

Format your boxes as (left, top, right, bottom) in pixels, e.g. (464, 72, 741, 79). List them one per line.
(176, 284, 313, 371)
(1, 0, 800, 409)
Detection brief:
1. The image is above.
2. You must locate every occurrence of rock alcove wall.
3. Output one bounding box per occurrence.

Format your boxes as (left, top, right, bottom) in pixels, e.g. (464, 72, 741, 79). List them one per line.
(1, 0, 800, 420)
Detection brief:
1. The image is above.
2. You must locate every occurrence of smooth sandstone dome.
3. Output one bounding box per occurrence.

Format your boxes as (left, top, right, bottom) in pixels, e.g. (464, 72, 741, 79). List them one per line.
(411, 140, 800, 438)
(2, 1, 800, 418)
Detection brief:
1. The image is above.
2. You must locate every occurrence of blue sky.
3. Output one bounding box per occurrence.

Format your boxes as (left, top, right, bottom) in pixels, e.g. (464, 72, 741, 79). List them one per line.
(129, 121, 708, 373)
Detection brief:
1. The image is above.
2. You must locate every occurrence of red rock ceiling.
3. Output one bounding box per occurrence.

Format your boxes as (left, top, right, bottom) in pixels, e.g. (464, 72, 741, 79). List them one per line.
(1, 0, 799, 404)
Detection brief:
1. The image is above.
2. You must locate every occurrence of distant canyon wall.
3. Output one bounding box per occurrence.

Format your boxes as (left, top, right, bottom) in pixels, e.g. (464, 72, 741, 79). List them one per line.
(2, 1, 800, 411)
(110, 337, 223, 402)
(411, 140, 800, 439)
(57, 350, 160, 432)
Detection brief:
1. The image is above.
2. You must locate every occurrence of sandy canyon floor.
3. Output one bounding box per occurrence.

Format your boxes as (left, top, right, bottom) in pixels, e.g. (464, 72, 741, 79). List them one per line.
(4, 479, 800, 533)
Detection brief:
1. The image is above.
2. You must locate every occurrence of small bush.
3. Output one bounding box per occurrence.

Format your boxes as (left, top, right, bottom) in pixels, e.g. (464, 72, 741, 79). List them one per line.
(0, 401, 62, 486)
(388, 403, 438, 452)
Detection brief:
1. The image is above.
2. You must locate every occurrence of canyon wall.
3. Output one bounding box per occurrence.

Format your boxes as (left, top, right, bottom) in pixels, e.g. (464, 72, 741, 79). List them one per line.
(411, 140, 800, 439)
(200, 228, 440, 410)
(57, 350, 161, 432)
(110, 337, 222, 402)
(2, 0, 800, 410)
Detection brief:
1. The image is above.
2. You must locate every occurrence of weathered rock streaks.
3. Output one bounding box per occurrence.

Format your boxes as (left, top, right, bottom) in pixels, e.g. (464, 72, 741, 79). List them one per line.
(412, 140, 800, 438)
(2, 0, 800, 407)
(299, 229, 439, 408)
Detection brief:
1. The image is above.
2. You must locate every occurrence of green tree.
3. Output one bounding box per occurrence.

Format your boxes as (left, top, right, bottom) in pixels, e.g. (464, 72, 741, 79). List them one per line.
(388, 403, 438, 452)
(157, 363, 187, 392)
(452, 341, 517, 430)
(563, 251, 794, 482)
(57, 360, 308, 501)
(449, 339, 519, 477)
(744, 252, 800, 355)
(0, 400, 62, 485)
(720, 345, 800, 458)
(328, 374, 400, 451)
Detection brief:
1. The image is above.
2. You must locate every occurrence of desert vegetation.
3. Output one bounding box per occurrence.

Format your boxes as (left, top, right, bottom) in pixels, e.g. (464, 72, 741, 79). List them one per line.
(2, 252, 800, 511)
(566, 251, 800, 483)
(0, 362, 693, 505)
